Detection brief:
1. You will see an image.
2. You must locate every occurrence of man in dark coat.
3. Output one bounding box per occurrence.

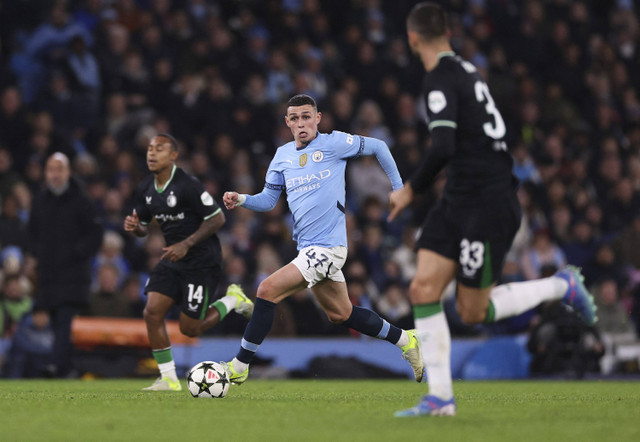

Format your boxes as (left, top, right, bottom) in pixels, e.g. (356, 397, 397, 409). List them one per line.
(28, 152, 103, 377)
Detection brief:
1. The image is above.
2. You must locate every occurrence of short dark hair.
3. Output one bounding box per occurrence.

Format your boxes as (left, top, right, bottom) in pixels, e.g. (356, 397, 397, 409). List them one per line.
(407, 2, 449, 41)
(156, 133, 178, 151)
(286, 94, 317, 110)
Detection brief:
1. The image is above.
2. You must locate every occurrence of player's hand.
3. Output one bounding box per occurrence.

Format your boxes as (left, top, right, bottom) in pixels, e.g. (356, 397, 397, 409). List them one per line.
(388, 184, 414, 222)
(124, 209, 139, 232)
(161, 242, 189, 262)
(223, 191, 239, 210)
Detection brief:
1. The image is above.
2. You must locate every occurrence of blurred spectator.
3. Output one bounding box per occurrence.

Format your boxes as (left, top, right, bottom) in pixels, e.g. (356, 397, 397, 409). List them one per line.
(87, 263, 130, 318)
(355, 224, 386, 290)
(563, 219, 598, 269)
(0, 88, 30, 157)
(266, 49, 294, 104)
(390, 227, 418, 284)
(376, 281, 412, 330)
(0, 193, 29, 250)
(64, 34, 101, 127)
(4, 309, 54, 378)
(520, 229, 567, 280)
(0, 246, 30, 288)
(614, 212, 640, 269)
(346, 276, 374, 312)
(593, 278, 635, 335)
(0, 274, 32, 337)
(583, 242, 627, 289)
(121, 273, 145, 318)
(0, 147, 24, 201)
(27, 153, 103, 377)
(603, 178, 639, 233)
(348, 156, 394, 211)
(91, 230, 130, 291)
(511, 142, 540, 184)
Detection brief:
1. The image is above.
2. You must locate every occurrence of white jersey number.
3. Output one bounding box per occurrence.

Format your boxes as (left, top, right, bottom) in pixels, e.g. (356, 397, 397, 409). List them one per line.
(474, 81, 506, 141)
(187, 284, 204, 304)
(460, 239, 484, 272)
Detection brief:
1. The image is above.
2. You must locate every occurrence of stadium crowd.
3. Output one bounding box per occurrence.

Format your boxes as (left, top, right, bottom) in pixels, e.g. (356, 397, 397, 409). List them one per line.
(1, 0, 640, 374)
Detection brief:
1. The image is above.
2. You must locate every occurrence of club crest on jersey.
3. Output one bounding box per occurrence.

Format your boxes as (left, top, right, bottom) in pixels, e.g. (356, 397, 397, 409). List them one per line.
(299, 153, 308, 167)
(428, 90, 447, 113)
(166, 191, 177, 207)
(312, 151, 324, 162)
(145, 196, 152, 205)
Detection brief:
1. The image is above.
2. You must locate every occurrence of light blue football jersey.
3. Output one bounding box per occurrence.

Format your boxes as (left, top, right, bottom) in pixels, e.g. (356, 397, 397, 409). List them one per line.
(243, 131, 402, 250)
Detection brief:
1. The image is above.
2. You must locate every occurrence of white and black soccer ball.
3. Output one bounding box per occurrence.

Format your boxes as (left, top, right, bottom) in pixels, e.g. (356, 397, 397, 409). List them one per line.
(187, 361, 230, 398)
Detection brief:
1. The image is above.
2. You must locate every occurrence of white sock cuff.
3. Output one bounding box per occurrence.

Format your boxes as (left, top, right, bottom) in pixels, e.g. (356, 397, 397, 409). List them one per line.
(395, 329, 409, 348)
(220, 295, 239, 312)
(158, 360, 177, 380)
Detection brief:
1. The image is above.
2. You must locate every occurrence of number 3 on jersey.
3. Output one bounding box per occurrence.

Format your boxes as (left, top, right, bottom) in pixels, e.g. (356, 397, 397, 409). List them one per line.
(474, 81, 506, 142)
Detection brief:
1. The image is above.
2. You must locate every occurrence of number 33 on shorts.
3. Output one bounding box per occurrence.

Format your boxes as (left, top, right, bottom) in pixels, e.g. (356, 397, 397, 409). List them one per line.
(459, 238, 484, 277)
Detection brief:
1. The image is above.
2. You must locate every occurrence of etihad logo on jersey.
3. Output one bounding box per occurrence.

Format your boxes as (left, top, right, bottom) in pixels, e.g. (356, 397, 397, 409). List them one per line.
(154, 212, 185, 223)
(286, 169, 331, 193)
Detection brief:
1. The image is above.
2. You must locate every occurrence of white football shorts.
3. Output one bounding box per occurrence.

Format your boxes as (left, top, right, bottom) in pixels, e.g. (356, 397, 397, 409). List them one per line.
(291, 245, 348, 288)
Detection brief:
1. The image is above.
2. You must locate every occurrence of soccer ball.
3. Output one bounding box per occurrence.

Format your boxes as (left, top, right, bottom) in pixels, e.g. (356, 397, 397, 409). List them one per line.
(187, 361, 230, 398)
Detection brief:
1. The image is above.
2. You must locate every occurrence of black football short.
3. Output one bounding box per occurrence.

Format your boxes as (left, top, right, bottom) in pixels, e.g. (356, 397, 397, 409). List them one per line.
(415, 193, 521, 288)
(145, 261, 223, 319)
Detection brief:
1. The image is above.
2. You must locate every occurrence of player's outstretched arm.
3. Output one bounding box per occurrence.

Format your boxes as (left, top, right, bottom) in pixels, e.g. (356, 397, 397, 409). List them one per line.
(360, 136, 403, 191)
(161, 210, 225, 262)
(124, 209, 148, 237)
(223, 186, 281, 212)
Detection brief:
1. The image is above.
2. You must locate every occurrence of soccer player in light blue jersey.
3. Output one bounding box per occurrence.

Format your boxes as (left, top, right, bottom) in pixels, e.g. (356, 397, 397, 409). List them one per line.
(220, 94, 424, 384)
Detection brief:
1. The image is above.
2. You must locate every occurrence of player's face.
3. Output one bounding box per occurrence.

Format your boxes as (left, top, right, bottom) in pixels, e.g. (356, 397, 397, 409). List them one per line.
(285, 105, 321, 146)
(147, 136, 177, 173)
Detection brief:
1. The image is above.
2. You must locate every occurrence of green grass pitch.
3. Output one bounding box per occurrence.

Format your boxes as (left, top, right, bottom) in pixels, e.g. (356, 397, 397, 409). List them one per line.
(0, 379, 638, 441)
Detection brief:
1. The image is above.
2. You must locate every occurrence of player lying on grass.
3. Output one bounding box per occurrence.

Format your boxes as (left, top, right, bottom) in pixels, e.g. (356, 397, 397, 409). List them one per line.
(221, 94, 424, 384)
(125, 133, 254, 391)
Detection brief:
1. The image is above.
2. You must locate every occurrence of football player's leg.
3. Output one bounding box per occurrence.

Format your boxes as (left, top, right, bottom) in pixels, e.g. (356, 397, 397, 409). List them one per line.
(222, 264, 307, 384)
(144, 291, 175, 349)
(142, 291, 181, 391)
(478, 271, 593, 325)
(209, 284, 254, 322)
(179, 311, 213, 337)
(313, 279, 406, 345)
(409, 250, 457, 401)
(197, 306, 221, 334)
(313, 279, 425, 382)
